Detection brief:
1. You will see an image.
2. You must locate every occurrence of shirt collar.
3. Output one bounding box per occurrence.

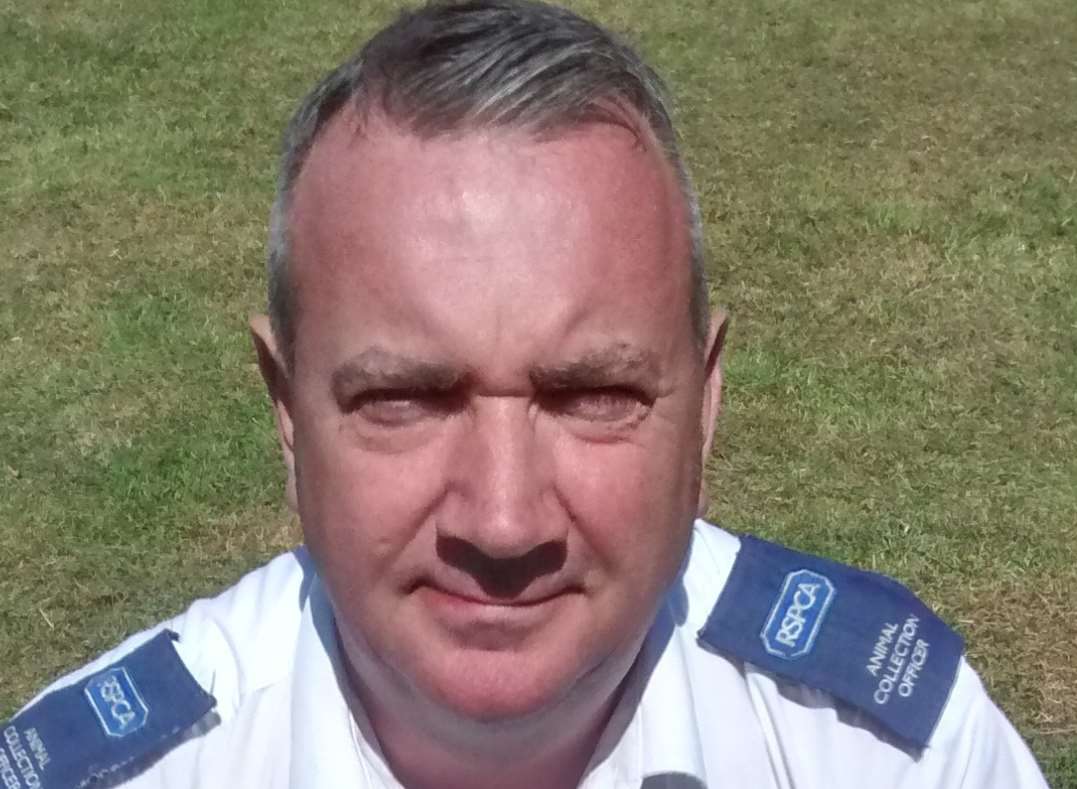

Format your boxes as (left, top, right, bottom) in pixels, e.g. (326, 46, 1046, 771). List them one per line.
(581, 594, 709, 788)
(290, 573, 397, 789)
(639, 605, 709, 784)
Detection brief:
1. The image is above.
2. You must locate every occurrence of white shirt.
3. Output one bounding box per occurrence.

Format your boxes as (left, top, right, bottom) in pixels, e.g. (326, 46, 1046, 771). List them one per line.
(16, 521, 1048, 788)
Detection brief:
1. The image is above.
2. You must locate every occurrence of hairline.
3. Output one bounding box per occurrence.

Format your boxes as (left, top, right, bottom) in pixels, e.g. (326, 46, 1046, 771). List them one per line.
(267, 26, 710, 371)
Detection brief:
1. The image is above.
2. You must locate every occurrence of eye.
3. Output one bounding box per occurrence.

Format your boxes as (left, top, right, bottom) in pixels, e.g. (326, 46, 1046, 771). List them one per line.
(542, 387, 649, 424)
(349, 389, 457, 427)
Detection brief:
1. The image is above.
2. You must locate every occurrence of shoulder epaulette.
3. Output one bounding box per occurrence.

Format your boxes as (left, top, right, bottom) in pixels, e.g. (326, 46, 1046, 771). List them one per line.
(1, 630, 216, 789)
(698, 534, 963, 749)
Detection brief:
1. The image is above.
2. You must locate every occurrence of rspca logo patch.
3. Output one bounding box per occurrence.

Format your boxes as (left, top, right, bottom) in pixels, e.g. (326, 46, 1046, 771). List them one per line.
(700, 534, 965, 747)
(761, 569, 835, 659)
(84, 666, 149, 738)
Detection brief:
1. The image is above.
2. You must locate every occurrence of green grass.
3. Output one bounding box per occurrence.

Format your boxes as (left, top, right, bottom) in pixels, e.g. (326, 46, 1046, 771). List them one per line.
(2, 0, 1075, 784)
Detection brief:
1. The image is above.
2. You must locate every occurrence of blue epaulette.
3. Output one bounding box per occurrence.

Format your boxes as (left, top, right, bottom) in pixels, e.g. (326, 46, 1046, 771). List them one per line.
(698, 534, 964, 749)
(1, 630, 216, 789)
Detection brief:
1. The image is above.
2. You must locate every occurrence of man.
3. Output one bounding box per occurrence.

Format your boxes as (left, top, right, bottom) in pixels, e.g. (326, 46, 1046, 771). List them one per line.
(2, 1, 1048, 787)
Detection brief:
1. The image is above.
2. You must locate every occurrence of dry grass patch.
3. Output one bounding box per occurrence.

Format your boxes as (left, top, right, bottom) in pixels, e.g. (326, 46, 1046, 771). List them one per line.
(957, 571, 1077, 737)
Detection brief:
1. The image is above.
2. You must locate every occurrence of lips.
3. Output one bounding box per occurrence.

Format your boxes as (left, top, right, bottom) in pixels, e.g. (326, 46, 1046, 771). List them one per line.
(414, 580, 578, 608)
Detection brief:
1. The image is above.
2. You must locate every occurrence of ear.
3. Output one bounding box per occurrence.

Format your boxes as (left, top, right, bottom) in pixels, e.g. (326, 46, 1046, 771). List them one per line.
(697, 309, 729, 518)
(250, 314, 298, 513)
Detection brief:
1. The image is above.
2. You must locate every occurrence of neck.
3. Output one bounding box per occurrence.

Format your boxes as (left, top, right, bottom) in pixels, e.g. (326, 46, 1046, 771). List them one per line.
(378, 712, 610, 789)
(347, 663, 624, 789)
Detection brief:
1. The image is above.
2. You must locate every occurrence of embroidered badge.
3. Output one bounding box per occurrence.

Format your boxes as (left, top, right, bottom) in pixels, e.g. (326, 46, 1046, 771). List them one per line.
(761, 569, 835, 659)
(698, 533, 964, 749)
(85, 667, 149, 738)
(1, 630, 216, 789)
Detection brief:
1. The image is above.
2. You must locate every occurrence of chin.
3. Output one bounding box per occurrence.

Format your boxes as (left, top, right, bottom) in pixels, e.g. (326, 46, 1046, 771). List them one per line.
(415, 648, 592, 725)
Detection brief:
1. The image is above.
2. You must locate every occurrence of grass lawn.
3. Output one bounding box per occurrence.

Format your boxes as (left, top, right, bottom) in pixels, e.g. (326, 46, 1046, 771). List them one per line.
(1, 0, 1074, 783)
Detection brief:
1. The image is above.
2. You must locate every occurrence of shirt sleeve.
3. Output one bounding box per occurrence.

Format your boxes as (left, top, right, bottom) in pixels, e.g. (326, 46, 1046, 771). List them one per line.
(919, 659, 1049, 789)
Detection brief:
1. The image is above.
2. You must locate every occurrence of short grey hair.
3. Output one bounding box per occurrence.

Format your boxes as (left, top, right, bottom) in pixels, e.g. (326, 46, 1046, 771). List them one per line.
(267, 0, 709, 368)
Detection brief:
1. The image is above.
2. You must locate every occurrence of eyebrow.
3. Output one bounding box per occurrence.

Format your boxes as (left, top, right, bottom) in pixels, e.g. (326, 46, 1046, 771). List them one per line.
(330, 343, 661, 403)
(331, 348, 463, 402)
(530, 345, 660, 390)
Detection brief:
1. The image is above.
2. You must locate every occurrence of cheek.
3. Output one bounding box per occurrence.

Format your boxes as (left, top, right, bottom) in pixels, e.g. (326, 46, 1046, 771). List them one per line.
(554, 432, 695, 575)
(293, 420, 448, 575)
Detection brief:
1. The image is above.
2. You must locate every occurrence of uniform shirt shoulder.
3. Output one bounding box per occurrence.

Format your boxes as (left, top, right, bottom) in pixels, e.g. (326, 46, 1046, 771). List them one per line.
(691, 523, 962, 749)
(679, 522, 1047, 787)
(165, 546, 315, 718)
(4, 548, 314, 789)
(20, 547, 312, 714)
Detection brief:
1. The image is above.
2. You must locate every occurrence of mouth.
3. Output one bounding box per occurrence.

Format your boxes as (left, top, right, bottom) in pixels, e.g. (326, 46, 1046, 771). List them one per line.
(407, 580, 586, 649)
(412, 581, 579, 609)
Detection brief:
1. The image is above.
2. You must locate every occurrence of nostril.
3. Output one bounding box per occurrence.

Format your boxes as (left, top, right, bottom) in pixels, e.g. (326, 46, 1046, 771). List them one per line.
(436, 536, 567, 598)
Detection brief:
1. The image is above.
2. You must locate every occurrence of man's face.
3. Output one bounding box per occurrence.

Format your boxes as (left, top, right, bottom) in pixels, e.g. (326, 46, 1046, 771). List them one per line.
(268, 114, 720, 726)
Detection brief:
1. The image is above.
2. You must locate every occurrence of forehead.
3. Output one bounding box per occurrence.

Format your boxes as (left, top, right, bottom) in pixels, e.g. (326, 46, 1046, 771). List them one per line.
(287, 113, 694, 373)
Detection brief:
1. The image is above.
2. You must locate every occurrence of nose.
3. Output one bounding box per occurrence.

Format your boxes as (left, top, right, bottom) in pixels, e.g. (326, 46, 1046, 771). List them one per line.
(437, 395, 567, 561)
